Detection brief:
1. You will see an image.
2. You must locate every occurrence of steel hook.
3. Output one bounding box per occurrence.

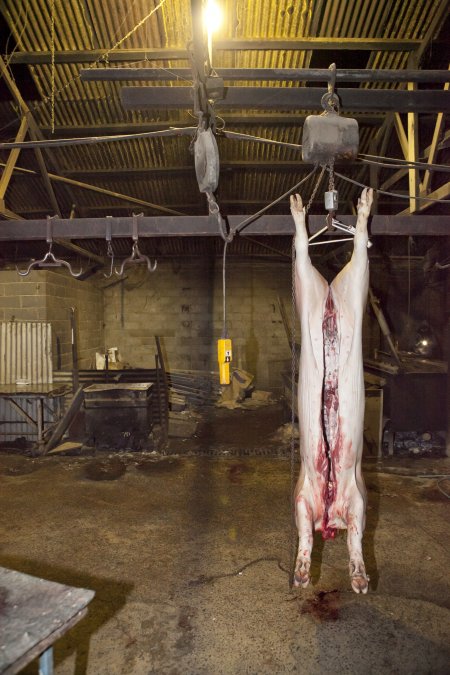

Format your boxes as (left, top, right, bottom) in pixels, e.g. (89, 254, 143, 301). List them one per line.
(16, 216, 83, 277)
(114, 213, 157, 276)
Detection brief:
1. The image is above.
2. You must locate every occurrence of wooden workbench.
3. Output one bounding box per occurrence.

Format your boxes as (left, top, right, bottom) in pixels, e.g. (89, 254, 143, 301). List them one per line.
(0, 567, 94, 675)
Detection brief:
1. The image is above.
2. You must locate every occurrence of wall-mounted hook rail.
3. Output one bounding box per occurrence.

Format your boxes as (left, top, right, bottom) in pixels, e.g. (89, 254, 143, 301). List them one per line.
(16, 216, 83, 277)
(114, 213, 157, 276)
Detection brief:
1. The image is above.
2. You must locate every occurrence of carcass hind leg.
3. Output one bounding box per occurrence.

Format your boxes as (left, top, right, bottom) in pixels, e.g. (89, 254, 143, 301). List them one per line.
(293, 495, 314, 588)
(346, 489, 369, 594)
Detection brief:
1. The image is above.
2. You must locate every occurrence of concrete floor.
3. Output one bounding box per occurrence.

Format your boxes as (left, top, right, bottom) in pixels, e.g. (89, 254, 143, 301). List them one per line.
(0, 404, 449, 674)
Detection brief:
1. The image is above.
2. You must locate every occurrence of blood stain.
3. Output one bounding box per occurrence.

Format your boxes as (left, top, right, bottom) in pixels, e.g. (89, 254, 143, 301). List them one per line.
(300, 589, 340, 622)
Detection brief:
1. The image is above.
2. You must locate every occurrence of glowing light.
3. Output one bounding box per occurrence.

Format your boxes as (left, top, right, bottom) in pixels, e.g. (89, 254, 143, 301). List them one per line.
(421, 339, 428, 346)
(204, 0, 222, 33)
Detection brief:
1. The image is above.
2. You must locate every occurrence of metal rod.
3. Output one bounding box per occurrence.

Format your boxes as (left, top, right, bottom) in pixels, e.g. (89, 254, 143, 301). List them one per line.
(70, 307, 79, 393)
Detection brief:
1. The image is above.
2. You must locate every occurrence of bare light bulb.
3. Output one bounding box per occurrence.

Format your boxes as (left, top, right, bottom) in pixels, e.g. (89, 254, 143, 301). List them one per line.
(204, 0, 222, 33)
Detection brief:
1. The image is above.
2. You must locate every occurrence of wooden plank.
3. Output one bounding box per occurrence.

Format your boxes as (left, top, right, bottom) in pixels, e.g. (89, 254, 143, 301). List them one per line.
(398, 181, 450, 215)
(155, 337, 169, 443)
(0, 116, 29, 200)
(407, 79, 419, 213)
(43, 386, 84, 454)
(0, 566, 94, 675)
(421, 66, 450, 195)
(394, 113, 409, 159)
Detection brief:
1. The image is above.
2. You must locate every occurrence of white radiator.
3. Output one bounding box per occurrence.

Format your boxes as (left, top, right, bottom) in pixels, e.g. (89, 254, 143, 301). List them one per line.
(0, 321, 53, 384)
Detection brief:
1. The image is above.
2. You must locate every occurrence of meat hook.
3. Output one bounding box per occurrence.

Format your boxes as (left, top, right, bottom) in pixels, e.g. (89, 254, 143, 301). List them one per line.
(16, 216, 83, 277)
(114, 213, 157, 276)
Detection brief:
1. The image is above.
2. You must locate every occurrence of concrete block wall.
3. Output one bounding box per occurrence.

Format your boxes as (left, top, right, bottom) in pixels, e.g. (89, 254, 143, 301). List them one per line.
(0, 259, 395, 392)
(0, 269, 104, 371)
(44, 270, 104, 369)
(103, 259, 294, 389)
(0, 271, 47, 322)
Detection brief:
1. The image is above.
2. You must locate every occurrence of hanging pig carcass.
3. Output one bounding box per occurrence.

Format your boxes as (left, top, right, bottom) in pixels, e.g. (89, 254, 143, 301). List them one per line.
(290, 188, 373, 594)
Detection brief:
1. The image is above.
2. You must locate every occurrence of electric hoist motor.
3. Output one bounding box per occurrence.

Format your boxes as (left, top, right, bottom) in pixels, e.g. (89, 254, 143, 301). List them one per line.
(302, 113, 359, 164)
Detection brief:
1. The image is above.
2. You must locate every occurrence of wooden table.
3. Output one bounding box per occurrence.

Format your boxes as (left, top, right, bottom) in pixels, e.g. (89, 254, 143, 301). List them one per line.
(0, 567, 94, 675)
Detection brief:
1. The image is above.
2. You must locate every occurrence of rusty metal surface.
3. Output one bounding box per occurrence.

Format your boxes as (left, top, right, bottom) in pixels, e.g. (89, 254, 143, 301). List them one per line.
(0, 0, 447, 233)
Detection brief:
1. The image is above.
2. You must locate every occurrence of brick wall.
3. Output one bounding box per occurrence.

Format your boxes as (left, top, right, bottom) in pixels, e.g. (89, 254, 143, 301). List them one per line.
(0, 269, 104, 370)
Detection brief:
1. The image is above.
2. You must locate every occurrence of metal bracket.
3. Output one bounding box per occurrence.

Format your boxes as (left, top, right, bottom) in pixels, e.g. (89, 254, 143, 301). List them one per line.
(321, 63, 340, 114)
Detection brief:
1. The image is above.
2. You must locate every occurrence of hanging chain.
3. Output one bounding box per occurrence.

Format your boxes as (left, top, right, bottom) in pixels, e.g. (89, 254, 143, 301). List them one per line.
(305, 164, 326, 215)
(51, 0, 55, 134)
(328, 157, 335, 192)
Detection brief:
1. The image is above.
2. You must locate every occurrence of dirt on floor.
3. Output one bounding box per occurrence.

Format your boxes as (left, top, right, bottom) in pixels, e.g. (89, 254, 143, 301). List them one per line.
(0, 403, 449, 674)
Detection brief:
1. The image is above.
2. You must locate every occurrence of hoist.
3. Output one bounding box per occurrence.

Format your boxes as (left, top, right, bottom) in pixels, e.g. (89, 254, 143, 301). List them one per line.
(302, 63, 359, 166)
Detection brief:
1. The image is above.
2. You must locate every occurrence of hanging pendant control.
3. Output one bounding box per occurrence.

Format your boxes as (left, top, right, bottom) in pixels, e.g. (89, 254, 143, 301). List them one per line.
(218, 338, 232, 385)
(325, 190, 338, 211)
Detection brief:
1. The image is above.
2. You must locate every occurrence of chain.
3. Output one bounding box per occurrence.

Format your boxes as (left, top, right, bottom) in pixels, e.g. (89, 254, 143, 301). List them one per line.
(328, 157, 335, 192)
(304, 163, 326, 215)
(51, 0, 55, 134)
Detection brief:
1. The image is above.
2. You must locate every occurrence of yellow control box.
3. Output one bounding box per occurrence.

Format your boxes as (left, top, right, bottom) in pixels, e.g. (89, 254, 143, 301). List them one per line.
(217, 338, 232, 385)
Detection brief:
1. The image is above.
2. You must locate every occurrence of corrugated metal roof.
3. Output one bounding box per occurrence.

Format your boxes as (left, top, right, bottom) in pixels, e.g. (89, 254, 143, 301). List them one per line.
(0, 0, 448, 256)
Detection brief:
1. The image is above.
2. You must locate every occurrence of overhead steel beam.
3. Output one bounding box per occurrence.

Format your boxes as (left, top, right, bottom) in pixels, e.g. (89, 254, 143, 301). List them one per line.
(6, 40, 421, 65)
(121, 86, 450, 113)
(81, 67, 450, 84)
(0, 215, 448, 239)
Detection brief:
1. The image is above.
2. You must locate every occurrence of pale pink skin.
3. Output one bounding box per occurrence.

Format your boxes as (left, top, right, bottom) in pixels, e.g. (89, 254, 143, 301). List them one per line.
(290, 188, 373, 594)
